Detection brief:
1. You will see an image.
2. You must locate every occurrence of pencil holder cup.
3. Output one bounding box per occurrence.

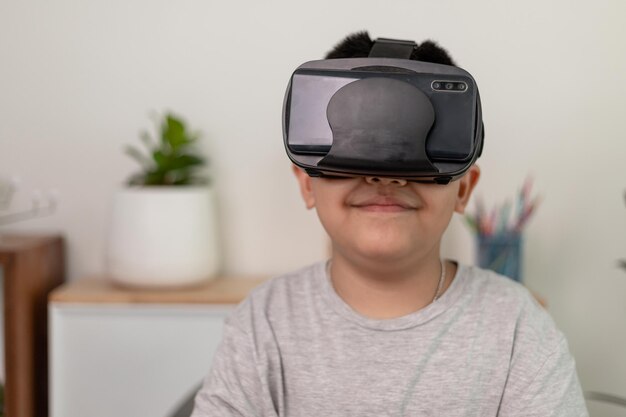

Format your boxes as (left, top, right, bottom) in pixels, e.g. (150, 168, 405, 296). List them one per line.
(476, 232, 523, 282)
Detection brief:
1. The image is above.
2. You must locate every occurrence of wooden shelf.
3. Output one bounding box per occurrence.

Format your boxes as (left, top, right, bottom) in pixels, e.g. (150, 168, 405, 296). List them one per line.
(0, 233, 65, 417)
(50, 276, 269, 305)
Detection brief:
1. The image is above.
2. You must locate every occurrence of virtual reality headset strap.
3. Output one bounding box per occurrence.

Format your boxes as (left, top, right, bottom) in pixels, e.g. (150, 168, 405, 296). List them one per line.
(368, 38, 417, 59)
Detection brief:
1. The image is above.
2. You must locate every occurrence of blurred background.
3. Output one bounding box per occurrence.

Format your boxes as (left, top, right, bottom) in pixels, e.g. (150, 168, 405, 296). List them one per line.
(1, 0, 625, 416)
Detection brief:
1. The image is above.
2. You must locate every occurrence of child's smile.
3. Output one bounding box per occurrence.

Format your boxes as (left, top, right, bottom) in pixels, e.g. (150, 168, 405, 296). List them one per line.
(348, 194, 420, 213)
(291, 164, 480, 263)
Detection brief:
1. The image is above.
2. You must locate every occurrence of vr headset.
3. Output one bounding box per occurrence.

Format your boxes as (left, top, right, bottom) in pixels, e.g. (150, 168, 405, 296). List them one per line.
(282, 37, 484, 184)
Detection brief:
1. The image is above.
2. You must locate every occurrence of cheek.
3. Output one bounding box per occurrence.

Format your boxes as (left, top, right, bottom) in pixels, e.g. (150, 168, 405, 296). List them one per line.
(420, 191, 458, 229)
(387, 185, 459, 244)
(310, 180, 352, 232)
(313, 197, 348, 238)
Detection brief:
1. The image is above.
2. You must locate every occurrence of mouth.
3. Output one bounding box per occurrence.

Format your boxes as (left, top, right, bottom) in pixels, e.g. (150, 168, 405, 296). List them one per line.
(350, 196, 418, 213)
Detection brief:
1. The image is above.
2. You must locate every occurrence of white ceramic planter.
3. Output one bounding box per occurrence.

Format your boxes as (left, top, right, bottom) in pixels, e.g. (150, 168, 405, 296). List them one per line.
(105, 186, 220, 288)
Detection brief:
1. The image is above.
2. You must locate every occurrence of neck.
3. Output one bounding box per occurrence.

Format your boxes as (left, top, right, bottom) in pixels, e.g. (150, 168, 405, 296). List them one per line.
(328, 245, 454, 319)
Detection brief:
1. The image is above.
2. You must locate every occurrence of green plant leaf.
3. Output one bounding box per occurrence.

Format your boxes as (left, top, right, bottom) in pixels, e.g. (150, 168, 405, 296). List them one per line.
(162, 114, 191, 152)
(127, 172, 147, 186)
(152, 149, 170, 170)
(186, 131, 201, 144)
(152, 151, 204, 172)
(144, 170, 167, 185)
(127, 111, 209, 186)
(124, 145, 153, 170)
(139, 130, 156, 150)
(170, 154, 205, 170)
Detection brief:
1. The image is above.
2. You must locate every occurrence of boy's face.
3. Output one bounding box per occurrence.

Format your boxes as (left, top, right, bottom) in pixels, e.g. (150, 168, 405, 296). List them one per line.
(293, 166, 481, 262)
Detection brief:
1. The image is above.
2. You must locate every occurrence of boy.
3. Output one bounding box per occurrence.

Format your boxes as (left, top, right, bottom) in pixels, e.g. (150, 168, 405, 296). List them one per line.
(191, 32, 588, 416)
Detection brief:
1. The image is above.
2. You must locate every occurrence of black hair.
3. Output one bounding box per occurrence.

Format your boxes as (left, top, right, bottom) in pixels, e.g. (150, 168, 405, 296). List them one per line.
(324, 31, 456, 66)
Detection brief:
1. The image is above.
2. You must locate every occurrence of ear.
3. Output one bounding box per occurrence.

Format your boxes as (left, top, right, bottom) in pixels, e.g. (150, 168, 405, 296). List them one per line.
(454, 165, 481, 214)
(291, 164, 316, 209)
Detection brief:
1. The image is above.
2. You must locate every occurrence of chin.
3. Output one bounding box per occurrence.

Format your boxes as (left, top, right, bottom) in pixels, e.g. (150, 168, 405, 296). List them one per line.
(352, 234, 418, 262)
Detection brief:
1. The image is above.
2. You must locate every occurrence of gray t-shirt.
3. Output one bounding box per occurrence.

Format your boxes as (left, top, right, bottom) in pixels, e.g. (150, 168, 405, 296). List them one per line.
(192, 261, 588, 417)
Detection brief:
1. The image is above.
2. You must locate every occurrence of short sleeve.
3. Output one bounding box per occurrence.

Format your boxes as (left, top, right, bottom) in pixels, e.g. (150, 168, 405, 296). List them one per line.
(497, 294, 588, 417)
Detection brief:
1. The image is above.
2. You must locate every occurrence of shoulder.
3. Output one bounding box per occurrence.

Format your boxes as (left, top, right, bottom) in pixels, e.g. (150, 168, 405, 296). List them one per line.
(460, 263, 534, 304)
(223, 261, 326, 331)
(459, 264, 566, 359)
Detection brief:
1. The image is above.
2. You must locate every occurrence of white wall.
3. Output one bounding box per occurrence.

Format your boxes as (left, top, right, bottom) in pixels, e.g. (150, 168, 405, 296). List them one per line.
(1, 0, 625, 401)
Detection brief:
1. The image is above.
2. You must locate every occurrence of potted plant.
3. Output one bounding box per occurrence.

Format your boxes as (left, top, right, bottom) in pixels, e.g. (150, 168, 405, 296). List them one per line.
(105, 112, 220, 288)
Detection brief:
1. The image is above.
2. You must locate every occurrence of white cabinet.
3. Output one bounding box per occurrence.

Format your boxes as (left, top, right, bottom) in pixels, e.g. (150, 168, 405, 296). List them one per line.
(49, 278, 265, 417)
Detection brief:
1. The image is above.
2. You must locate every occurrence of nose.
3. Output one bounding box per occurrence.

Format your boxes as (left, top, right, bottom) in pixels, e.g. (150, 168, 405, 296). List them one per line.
(364, 176, 408, 187)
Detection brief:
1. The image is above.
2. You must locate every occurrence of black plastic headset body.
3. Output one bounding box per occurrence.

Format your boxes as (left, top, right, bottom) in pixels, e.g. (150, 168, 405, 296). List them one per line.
(282, 38, 484, 184)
